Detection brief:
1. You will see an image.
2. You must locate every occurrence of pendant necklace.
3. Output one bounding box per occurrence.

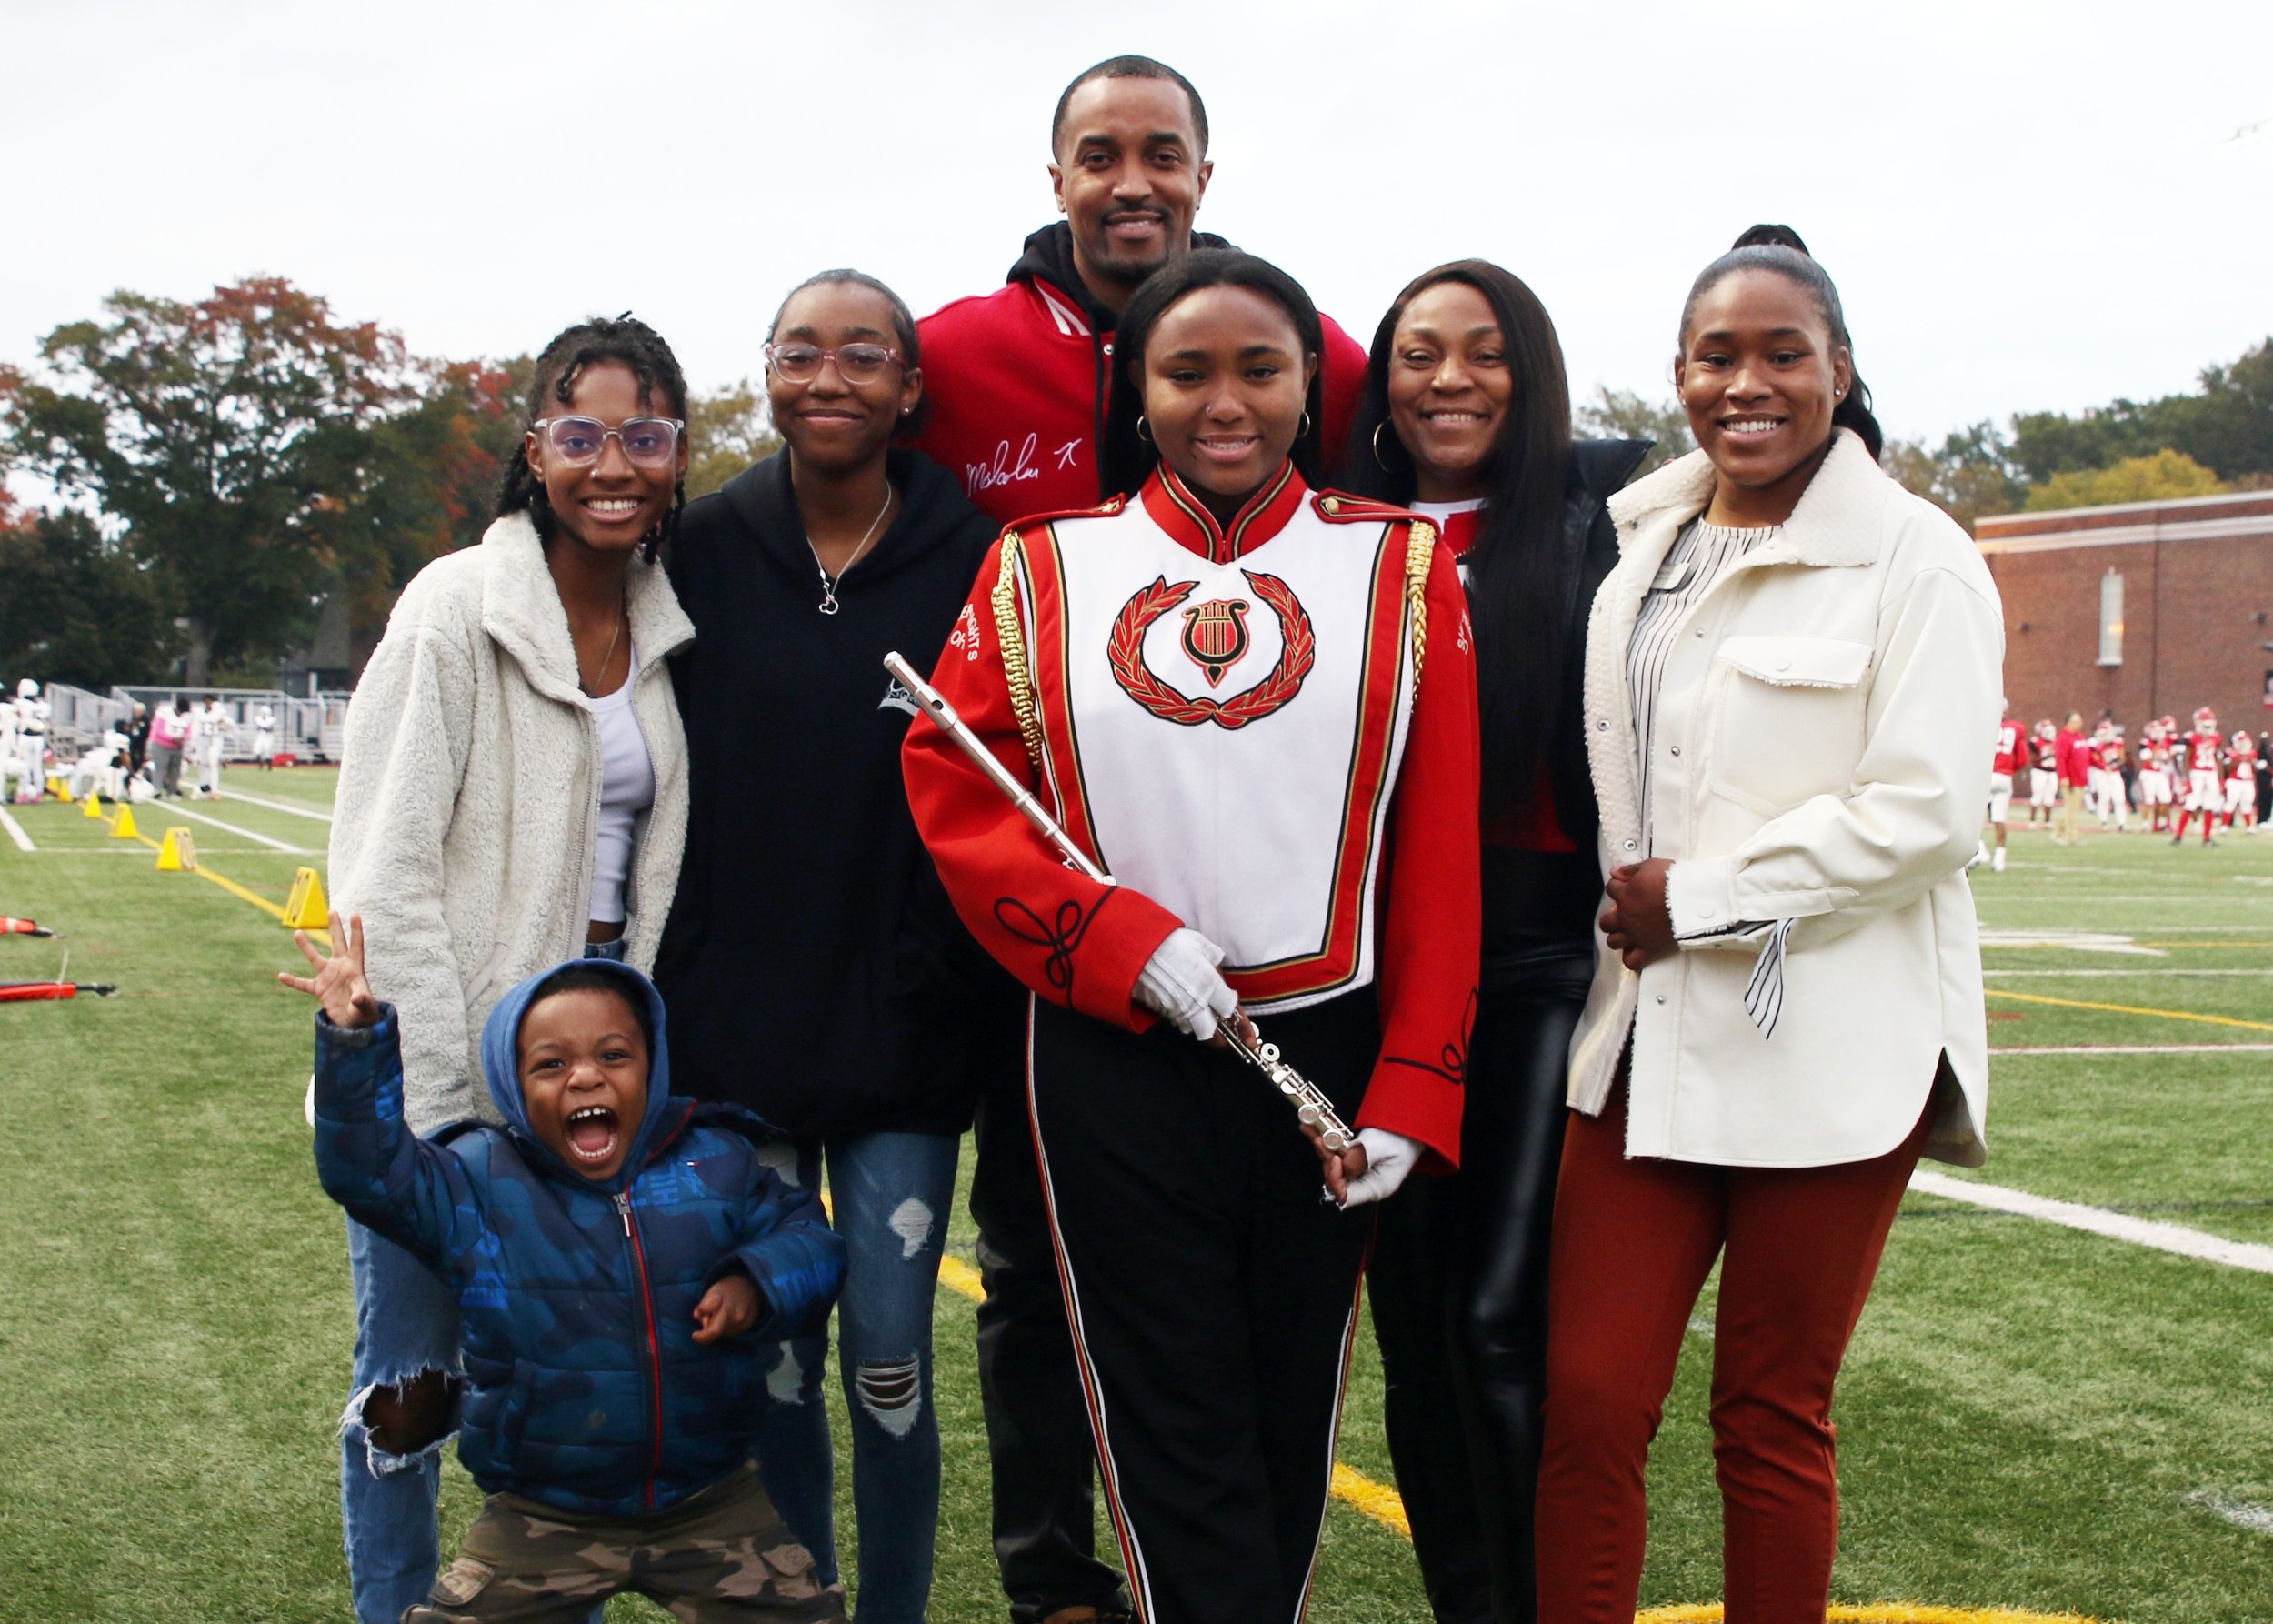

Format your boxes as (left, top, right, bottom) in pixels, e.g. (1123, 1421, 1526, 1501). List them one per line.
(806, 486, 894, 616)
(578, 599, 627, 697)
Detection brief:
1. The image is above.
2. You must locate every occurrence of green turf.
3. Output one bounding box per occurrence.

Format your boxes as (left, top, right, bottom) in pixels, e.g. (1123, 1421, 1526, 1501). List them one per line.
(2, 797, 2268, 1621)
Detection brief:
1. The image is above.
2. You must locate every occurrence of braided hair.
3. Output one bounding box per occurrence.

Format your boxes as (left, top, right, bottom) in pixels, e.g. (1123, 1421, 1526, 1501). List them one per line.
(496, 314, 691, 561)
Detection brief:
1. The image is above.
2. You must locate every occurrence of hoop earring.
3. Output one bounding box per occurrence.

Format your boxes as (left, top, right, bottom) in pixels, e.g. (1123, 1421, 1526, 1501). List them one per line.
(1298, 411, 1314, 439)
(1136, 416, 1153, 444)
(1372, 421, 1398, 471)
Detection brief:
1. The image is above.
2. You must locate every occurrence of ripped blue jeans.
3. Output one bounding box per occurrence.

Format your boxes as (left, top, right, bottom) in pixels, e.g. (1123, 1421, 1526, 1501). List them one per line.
(340, 1218, 463, 1624)
(753, 1130, 959, 1624)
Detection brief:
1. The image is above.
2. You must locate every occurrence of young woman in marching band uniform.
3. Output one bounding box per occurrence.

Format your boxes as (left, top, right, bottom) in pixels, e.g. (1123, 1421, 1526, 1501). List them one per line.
(903, 249, 1479, 1624)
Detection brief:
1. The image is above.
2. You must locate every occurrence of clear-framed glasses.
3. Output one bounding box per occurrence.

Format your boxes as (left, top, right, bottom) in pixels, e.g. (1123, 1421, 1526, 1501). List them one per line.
(531, 416, 686, 467)
(765, 342, 905, 386)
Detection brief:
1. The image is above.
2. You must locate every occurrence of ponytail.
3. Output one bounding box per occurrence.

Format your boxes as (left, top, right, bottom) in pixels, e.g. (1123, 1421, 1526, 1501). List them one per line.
(1687, 233, 1884, 461)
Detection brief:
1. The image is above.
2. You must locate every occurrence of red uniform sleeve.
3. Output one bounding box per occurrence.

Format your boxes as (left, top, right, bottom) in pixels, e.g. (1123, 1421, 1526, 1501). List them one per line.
(901, 537, 1182, 1028)
(1316, 314, 1374, 484)
(1354, 539, 1482, 1170)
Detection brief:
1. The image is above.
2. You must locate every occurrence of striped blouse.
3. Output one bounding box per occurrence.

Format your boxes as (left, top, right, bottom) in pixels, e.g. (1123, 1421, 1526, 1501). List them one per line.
(1626, 516, 1779, 852)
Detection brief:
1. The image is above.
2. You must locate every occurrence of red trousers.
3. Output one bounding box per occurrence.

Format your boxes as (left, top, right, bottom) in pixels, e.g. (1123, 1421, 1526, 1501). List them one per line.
(1533, 1081, 1932, 1623)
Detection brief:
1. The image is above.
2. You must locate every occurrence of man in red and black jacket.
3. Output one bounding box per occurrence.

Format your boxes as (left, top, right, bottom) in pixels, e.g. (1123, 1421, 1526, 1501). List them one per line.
(906, 55, 1368, 1624)
(912, 55, 1367, 529)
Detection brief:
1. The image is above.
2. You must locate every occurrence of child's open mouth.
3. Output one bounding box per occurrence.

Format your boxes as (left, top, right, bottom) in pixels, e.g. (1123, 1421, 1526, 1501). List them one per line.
(564, 1105, 621, 1165)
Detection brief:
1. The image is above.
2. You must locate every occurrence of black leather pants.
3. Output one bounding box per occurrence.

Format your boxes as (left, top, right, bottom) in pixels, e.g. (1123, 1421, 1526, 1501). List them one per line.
(1367, 978, 1587, 1624)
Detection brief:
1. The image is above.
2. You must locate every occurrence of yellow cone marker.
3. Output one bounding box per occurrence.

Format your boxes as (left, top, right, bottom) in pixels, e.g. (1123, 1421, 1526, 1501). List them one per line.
(156, 827, 198, 871)
(111, 804, 138, 839)
(83, 790, 105, 818)
(47, 776, 68, 801)
(283, 867, 330, 930)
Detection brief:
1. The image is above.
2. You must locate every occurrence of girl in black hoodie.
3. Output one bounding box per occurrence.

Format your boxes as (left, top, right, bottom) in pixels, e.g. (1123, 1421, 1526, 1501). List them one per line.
(653, 269, 1007, 1624)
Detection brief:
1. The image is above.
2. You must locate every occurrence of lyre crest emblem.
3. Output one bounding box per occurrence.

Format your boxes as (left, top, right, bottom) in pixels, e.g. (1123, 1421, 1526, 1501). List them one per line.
(1108, 571, 1314, 730)
(1178, 598, 1252, 687)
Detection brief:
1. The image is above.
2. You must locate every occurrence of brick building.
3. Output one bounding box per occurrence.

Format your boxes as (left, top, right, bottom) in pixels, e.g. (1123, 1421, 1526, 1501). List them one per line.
(1975, 491, 2273, 734)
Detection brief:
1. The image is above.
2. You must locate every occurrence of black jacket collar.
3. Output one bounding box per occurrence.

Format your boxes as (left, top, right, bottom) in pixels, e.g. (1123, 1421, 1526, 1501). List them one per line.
(715, 447, 976, 591)
(1006, 221, 1235, 335)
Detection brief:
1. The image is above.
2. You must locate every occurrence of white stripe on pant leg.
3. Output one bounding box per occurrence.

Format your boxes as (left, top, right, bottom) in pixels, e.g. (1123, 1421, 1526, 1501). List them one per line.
(1291, 1277, 1365, 1624)
(1025, 998, 1157, 1624)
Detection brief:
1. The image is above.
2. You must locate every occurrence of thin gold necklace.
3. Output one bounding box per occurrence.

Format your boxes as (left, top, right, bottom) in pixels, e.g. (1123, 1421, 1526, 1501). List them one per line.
(579, 599, 626, 697)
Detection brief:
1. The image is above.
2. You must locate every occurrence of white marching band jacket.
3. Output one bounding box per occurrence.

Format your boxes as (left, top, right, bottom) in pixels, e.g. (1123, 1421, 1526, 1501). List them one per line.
(903, 462, 1481, 1168)
(1568, 430, 2002, 1168)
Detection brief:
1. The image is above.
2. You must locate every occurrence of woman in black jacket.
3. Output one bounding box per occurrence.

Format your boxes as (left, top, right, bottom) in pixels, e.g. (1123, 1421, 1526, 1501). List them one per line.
(652, 269, 1007, 1624)
(1344, 259, 1647, 1624)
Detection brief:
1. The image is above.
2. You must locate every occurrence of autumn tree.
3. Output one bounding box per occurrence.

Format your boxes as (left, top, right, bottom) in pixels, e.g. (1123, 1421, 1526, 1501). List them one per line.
(0, 508, 178, 688)
(1884, 421, 2027, 532)
(0, 278, 413, 685)
(2008, 337, 2273, 486)
(2023, 450, 2227, 513)
(685, 378, 782, 499)
(1576, 386, 1693, 479)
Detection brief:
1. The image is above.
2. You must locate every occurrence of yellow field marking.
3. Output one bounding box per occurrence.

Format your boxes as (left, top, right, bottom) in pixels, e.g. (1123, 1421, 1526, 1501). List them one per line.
(1984, 988, 2273, 1034)
(1639, 1608, 2108, 1624)
(91, 807, 327, 944)
(938, 1253, 985, 1302)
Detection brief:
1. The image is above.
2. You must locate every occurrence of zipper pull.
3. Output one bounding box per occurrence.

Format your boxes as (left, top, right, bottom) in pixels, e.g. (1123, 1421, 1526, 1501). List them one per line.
(615, 1191, 632, 1236)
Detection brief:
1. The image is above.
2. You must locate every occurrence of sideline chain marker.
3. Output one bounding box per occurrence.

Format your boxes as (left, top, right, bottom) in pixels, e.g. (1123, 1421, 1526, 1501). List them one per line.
(282, 867, 329, 930)
(155, 827, 198, 872)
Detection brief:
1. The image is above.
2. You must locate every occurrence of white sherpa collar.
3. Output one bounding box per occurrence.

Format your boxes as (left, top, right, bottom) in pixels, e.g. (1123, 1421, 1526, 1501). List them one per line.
(476, 514, 694, 706)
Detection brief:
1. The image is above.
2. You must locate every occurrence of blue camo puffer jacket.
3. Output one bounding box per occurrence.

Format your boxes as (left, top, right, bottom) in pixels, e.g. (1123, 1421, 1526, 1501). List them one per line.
(312, 958, 843, 1518)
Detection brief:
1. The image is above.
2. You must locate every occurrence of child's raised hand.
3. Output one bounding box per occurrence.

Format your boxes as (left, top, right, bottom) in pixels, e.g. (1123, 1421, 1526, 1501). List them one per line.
(277, 911, 380, 1029)
(692, 1270, 764, 1344)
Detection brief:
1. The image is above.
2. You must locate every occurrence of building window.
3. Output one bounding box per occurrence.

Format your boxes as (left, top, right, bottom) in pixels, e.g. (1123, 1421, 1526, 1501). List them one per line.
(2098, 569, 2123, 667)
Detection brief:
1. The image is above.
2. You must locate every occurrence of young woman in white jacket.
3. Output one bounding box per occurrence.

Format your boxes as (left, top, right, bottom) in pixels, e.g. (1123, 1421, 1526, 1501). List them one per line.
(1533, 236, 2002, 1623)
(322, 316, 695, 1624)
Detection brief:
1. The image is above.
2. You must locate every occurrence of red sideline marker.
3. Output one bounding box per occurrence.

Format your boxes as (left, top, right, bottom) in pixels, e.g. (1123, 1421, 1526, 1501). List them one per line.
(2, 917, 55, 937)
(0, 981, 117, 1002)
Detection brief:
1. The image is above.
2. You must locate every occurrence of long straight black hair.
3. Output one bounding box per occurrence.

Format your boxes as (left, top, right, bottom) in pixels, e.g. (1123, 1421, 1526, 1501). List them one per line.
(1099, 249, 1327, 502)
(1342, 260, 1573, 812)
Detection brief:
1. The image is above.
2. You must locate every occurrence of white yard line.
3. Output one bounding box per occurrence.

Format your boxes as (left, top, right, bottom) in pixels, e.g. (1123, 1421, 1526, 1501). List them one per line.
(157, 802, 307, 855)
(0, 805, 33, 852)
(1991, 1043, 2273, 1056)
(218, 788, 333, 823)
(1908, 1171, 2273, 1274)
(2187, 1490, 2273, 1537)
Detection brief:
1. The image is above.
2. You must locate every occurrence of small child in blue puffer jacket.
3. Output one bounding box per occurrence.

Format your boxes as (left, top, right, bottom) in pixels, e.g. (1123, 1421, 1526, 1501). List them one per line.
(287, 912, 846, 1622)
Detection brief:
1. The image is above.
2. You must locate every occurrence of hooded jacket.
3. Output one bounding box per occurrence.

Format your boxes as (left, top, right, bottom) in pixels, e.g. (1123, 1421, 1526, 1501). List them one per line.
(312, 957, 844, 1518)
(653, 447, 1015, 1137)
(909, 222, 1370, 526)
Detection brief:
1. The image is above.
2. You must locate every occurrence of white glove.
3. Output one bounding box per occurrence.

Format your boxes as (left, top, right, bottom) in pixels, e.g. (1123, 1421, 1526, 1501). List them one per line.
(1134, 928, 1239, 1042)
(1336, 1128, 1421, 1209)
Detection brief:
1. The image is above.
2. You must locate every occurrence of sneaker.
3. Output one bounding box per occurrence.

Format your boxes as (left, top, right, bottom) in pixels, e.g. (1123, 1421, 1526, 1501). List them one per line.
(1992, 848, 2006, 872)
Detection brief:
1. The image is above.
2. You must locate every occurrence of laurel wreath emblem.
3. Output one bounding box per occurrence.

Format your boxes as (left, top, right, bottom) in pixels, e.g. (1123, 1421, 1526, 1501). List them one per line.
(1108, 570, 1315, 728)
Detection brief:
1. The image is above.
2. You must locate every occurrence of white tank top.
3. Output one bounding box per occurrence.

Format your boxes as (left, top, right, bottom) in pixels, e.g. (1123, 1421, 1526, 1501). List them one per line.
(586, 648, 655, 927)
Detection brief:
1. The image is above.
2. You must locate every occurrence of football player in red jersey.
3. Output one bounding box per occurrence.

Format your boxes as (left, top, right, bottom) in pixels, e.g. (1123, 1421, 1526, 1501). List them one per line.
(2028, 719, 2059, 826)
(2226, 728, 2259, 832)
(2138, 719, 2173, 832)
(1985, 699, 2023, 869)
(2090, 721, 2128, 832)
(2173, 707, 2226, 845)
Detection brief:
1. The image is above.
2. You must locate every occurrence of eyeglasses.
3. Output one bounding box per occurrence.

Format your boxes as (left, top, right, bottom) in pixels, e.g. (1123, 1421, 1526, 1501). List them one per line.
(531, 416, 686, 467)
(765, 342, 905, 386)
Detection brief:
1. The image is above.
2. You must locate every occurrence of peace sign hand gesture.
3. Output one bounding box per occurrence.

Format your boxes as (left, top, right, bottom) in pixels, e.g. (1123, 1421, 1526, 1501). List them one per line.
(276, 911, 381, 1029)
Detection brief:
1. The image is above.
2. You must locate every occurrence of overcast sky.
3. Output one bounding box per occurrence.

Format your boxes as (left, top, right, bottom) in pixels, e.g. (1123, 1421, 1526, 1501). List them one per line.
(5, 0, 2269, 452)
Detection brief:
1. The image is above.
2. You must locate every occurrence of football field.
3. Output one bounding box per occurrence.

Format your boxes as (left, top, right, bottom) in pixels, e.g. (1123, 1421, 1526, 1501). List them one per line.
(2, 773, 2269, 1623)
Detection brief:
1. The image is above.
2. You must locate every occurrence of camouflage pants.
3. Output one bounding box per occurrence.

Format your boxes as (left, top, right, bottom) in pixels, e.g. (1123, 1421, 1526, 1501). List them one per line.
(403, 1463, 845, 1623)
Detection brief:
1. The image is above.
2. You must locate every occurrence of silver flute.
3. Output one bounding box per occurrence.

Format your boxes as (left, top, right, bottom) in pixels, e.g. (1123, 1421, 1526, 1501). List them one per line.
(885, 651, 1356, 1154)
